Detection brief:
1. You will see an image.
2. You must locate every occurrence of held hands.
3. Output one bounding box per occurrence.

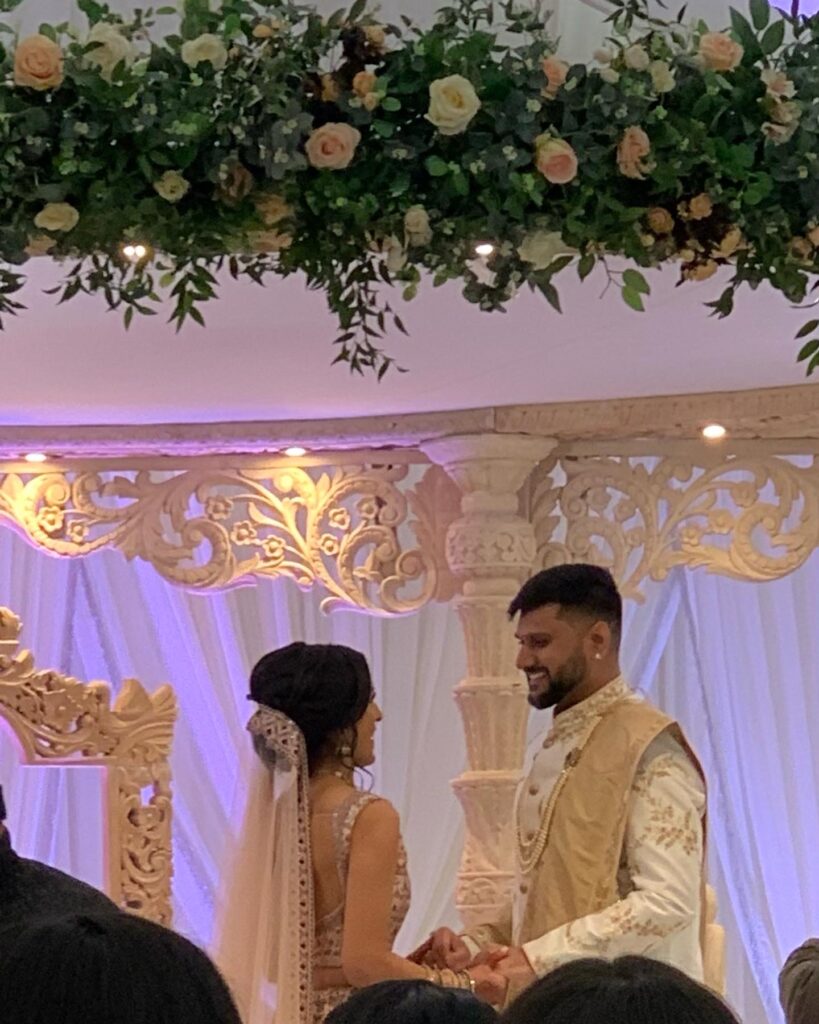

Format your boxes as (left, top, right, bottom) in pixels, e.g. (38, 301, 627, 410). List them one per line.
(467, 962, 509, 1005)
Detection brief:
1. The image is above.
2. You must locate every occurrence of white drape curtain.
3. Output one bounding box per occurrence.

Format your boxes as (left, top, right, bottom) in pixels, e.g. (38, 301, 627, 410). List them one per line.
(2, 527, 818, 1024)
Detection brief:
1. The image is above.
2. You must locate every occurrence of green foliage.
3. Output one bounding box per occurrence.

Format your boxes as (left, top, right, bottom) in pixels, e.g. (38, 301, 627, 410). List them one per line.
(0, 0, 817, 376)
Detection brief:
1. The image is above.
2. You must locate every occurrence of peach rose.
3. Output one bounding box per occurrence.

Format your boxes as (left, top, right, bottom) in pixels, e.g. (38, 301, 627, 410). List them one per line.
(34, 202, 79, 232)
(617, 126, 652, 180)
(218, 162, 254, 204)
(808, 225, 819, 248)
(790, 237, 812, 261)
(14, 34, 63, 90)
(683, 259, 718, 282)
(305, 122, 361, 170)
(699, 32, 743, 72)
(763, 121, 797, 144)
(647, 207, 674, 235)
(534, 135, 578, 185)
(715, 227, 744, 258)
(352, 70, 376, 98)
(254, 192, 292, 226)
(541, 55, 569, 98)
(688, 193, 713, 220)
(364, 25, 386, 53)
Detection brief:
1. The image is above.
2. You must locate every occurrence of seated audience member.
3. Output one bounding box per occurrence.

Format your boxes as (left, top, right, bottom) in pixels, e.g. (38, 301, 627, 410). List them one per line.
(0, 912, 242, 1024)
(498, 956, 740, 1024)
(325, 979, 498, 1023)
(780, 940, 819, 1024)
(0, 784, 115, 941)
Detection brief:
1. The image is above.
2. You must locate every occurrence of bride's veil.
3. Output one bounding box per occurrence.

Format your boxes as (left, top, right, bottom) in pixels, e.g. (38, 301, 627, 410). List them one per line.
(214, 707, 314, 1024)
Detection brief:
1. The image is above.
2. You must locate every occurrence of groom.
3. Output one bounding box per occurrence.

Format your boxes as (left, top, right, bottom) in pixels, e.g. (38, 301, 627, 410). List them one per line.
(426, 564, 707, 1003)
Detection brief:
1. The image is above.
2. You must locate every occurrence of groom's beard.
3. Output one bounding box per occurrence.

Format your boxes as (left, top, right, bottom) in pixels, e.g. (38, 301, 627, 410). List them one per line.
(526, 649, 588, 710)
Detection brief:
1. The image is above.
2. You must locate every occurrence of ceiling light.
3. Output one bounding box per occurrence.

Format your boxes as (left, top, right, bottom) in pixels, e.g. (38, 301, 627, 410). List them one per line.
(474, 242, 494, 257)
(284, 446, 308, 457)
(24, 452, 48, 463)
(122, 243, 148, 263)
(701, 423, 727, 441)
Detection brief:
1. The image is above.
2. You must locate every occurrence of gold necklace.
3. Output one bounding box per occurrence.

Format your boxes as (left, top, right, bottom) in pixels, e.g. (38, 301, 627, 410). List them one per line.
(516, 719, 600, 874)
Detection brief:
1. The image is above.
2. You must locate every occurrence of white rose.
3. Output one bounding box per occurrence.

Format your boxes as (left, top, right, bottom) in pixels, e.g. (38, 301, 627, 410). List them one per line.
(426, 74, 481, 136)
(153, 170, 190, 203)
(34, 202, 80, 233)
(181, 33, 228, 71)
(760, 68, 795, 99)
(624, 44, 650, 71)
(593, 47, 614, 64)
(649, 60, 676, 93)
(404, 206, 432, 247)
(84, 22, 136, 83)
(599, 67, 620, 85)
(517, 230, 574, 271)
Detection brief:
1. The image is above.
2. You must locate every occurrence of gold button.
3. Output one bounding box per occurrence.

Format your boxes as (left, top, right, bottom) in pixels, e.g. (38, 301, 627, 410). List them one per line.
(526, 830, 535, 842)
(528, 784, 539, 796)
(519, 882, 529, 894)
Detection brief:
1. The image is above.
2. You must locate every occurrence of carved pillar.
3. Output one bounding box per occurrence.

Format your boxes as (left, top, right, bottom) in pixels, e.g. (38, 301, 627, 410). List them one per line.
(421, 434, 554, 926)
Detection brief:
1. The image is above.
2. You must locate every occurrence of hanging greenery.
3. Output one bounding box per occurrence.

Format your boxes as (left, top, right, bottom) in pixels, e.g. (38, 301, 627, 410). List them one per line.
(0, 0, 818, 376)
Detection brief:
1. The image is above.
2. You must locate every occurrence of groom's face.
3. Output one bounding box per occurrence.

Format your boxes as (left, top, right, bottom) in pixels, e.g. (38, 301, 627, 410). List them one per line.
(515, 603, 589, 711)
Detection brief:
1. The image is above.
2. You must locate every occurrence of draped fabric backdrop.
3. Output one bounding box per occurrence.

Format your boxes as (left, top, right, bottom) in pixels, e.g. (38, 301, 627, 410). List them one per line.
(2, 526, 818, 1024)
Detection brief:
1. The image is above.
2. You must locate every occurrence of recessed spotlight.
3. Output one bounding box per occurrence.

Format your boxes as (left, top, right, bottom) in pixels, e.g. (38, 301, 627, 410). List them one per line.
(475, 242, 494, 257)
(284, 446, 308, 457)
(701, 424, 727, 441)
(122, 243, 148, 263)
(24, 452, 48, 463)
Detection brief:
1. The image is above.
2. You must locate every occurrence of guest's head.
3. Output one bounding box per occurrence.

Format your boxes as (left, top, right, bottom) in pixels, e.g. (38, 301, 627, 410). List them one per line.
(509, 564, 622, 711)
(499, 956, 739, 1024)
(325, 980, 498, 1024)
(249, 641, 381, 772)
(780, 939, 819, 1024)
(0, 912, 242, 1024)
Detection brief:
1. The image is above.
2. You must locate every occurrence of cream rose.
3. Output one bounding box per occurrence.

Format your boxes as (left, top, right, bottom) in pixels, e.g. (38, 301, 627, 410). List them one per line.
(305, 122, 361, 170)
(181, 33, 228, 71)
(218, 162, 254, 204)
(617, 126, 652, 180)
(594, 47, 614, 64)
(426, 75, 481, 136)
(153, 170, 190, 203)
(771, 99, 801, 126)
(252, 23, 274, 39)
(534, 135, 579, 185)
(352, 70, 376, 98)
(404, 206, 432, 246)
(649, 60, 676, 94)
(688, 193, 713, 220)
(763, 121, 797, 144)
(14, 34, 64, 91)
(761, 68, 795, 99)
(599, 67, 620, 85)
(24, 234, 56, 257)
(790, 237, 812, 261)
(517, 230, 573, 271)
(808, 225, 819, 248)
(647, 207, 674, 235)
(699, 32, 743, 72)
(321, 73, 340, 102)
(362, 92, 379, 111)
(541, 56, 570, 98)
(624, 44, 650, 72)
(84, 22, 136, 83)
(34, 202, 79, 233)
(255, 193, 292, 226)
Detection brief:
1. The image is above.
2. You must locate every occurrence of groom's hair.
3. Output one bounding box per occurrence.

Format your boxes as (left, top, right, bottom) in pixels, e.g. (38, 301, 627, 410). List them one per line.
(325, 980, 497, 1024)
(508, 563, 622, 647)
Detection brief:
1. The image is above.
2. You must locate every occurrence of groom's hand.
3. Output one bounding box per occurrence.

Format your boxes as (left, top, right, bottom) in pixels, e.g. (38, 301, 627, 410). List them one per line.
(428, 927, 471, 970)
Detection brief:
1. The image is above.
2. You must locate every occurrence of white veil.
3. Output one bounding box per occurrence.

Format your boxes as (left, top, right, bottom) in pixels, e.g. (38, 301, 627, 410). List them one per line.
(214, 707, 314, 1024)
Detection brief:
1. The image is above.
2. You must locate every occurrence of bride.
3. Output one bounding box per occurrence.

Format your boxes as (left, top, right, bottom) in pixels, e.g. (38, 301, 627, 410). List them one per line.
(216, 641, 503, 1023)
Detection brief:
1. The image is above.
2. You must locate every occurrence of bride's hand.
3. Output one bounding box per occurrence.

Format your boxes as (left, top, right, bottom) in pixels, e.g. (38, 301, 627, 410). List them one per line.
(407, 936, 434, 964)
(468, 963, 509, 1006)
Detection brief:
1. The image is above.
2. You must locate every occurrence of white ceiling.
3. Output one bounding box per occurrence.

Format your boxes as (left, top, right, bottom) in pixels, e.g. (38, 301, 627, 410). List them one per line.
(1, 0, 815, 428)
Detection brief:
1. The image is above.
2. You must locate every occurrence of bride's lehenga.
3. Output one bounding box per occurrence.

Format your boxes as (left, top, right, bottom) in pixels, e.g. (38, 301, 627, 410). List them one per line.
(312, 790, 411, 1023)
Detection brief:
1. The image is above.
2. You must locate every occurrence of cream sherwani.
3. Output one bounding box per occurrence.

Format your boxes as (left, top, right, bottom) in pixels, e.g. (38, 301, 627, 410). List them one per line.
(467, 677, 706, 981)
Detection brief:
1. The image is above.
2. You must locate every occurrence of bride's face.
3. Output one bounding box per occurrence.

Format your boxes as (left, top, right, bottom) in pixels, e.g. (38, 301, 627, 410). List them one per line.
(354, 697, 382, 767)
